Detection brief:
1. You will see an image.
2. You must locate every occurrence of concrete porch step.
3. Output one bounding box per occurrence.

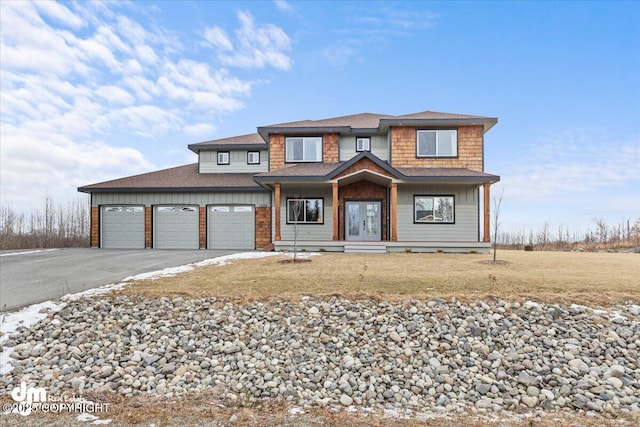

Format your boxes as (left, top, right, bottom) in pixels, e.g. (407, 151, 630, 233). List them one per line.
(344, 244, 387, 254)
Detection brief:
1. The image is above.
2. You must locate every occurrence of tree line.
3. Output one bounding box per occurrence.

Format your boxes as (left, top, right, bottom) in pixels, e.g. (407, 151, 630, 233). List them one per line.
(0, 195, 89, 250)
(496, 217, 640, 251)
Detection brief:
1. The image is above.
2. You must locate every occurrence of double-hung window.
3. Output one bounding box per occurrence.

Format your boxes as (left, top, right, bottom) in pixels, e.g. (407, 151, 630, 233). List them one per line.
(285, 137, 322, 162)
(414, 195, 455, 223)
(416, 130, 457, 157)
(217, 151, 230, 165)
(356, 137, 371, 152)
(287, 198, 324, 224)
(247, 151, 260, 164)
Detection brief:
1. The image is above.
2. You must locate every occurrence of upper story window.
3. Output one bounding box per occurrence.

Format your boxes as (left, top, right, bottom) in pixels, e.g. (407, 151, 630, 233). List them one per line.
(285, 137, 322, 162)
(247, 151, 260, 164)
(217, 151, 230, 165)
(416, 130, 457, 157)
(356, 137, 371, 152)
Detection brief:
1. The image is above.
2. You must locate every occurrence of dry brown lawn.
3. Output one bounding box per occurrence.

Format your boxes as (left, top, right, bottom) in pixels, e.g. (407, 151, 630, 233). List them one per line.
(121, 250, 639, 307)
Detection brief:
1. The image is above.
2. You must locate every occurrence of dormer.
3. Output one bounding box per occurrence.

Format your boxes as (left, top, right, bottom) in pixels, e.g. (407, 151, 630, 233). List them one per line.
(188, 133, 268, 173)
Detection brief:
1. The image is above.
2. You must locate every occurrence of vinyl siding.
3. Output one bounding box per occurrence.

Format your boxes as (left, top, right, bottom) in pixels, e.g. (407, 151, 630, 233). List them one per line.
(93, 192, 271, 207)
(396, 185, 479, 242)
(199, 150, 268, 173)
(276, 185, 333, 241)
(339, 135, 388, 161)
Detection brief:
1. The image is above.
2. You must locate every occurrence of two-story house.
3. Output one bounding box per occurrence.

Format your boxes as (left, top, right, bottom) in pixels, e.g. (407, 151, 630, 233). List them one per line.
(78, 111, 500, 252)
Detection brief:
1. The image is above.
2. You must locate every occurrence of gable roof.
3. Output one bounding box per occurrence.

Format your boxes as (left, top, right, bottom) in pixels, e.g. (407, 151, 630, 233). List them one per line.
(78, 163, 266, 193)
(188, 133, 267, 153)
(257, 110, 497, 140)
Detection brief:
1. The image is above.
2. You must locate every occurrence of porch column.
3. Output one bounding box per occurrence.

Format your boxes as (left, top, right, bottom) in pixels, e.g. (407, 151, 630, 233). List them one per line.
(274, 182, 281, 241)
(332, 182, 339, 240)
(390, 183, 398, 241)
(483, 182, 491, 243)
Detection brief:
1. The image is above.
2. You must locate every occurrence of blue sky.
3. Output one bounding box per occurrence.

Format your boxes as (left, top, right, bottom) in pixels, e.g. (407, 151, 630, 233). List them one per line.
(1, 0, 638, 235)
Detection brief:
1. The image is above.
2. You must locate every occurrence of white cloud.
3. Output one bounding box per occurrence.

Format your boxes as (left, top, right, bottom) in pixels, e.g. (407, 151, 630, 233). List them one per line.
(493, 128, 640, 231)
(203, 27, 233, 51)
(33, 0, 85, 30)
(321, 5, 438, 67)
(499, 128, 640, 202)
(203, 11, 293, 71)
(0, 1, 292, 214)
(184, 123, 217, 137)
(274, 0, 294, 13)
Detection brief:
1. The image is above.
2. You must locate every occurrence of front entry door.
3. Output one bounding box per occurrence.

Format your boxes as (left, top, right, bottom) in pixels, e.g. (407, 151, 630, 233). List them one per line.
(345, 201, 381, 241)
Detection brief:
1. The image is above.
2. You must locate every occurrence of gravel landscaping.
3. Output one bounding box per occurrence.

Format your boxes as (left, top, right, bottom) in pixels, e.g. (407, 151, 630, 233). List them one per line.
(2, 294, 639, 422)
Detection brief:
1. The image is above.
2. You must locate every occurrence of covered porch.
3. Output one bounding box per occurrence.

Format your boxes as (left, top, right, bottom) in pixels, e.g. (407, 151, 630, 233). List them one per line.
(254, 152, 498, 253)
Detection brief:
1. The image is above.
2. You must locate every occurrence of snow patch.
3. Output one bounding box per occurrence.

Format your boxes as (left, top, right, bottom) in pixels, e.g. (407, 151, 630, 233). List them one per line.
(194, 251, 282, 267)
(0, 300, 64, 375)
(121, 264, 195, 281)
(285, 252, 321, 259)
(288, 406, 304, 415)
(0, 248, 58, 257)
(76, 413, 112, 424)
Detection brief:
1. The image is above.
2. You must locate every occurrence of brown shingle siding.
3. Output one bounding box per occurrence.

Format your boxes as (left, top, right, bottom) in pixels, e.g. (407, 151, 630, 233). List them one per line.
(199, 207, 206, 249)
(91, 207, 99, 248)
(269, 134, 285, 171)
(323, 133, 339, 162)
(390, 125, 484, 170)
(145, 207, 152, 248)
(255, 207, 271, 249)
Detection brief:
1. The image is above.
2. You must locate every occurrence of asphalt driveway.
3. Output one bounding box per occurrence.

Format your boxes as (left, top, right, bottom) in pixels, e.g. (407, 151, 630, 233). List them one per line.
(0, 248, 236, 312)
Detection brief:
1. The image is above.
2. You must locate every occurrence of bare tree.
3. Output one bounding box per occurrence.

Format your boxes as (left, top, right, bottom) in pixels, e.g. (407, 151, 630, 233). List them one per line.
(291, 198, 304, 262)
(492, 189, 504, 262)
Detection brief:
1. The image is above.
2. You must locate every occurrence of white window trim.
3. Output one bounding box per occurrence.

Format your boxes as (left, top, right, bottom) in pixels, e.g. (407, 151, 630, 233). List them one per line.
(285, 137, 323, 163)
(416, 130, 458, 157)
(217, 151, 230, 165)
(247, 151, 260, 164)
(356, 137, 371, 152)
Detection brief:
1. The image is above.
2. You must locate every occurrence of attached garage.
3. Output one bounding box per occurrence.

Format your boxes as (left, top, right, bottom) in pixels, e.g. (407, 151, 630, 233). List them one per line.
(208, 205, 255, 249)
(101, 206, 145, 249)
(154, 206, 199, 249)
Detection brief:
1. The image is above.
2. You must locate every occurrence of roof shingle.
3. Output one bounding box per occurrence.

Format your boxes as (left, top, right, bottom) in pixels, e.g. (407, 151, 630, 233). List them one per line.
(79, 163, 265, 193)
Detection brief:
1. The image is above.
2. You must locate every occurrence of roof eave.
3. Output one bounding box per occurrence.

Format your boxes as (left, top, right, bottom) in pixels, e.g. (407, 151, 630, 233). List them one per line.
(188, 143, 268, 152)
(78, 186, 268, 193)
(402, 175, 500, 184)
(258, 125, 351, 138)
(380, 117, 498, 132)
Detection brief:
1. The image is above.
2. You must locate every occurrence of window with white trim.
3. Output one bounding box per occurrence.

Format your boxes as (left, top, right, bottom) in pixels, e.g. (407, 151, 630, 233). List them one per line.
(285, 137, 322, 162)
(416, 130, 457, 157)
(247, 151, 260, 164)
(356, 137, 371, 152)
(414, 195, 455, 223)
(287, 198, 324, 224)
(217, 151, 230, 165)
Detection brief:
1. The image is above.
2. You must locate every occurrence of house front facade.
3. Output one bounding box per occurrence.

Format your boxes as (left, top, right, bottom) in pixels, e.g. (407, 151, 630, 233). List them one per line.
(79, 111, 500, 253)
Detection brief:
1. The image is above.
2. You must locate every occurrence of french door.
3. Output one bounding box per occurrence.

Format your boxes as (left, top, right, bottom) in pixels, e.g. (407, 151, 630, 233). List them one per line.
(345, 201, 381, 241)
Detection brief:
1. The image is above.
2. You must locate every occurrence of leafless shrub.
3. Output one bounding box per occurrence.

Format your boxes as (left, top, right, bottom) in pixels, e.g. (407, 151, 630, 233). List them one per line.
(0, 195, 89, 249)
(496, 217, 640, 251)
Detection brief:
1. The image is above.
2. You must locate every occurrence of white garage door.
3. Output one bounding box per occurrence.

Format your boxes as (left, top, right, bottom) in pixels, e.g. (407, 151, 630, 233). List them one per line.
(208, 205, 255, 250)
(154, 206, 199, 249)
(101, 206, 145, 249)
